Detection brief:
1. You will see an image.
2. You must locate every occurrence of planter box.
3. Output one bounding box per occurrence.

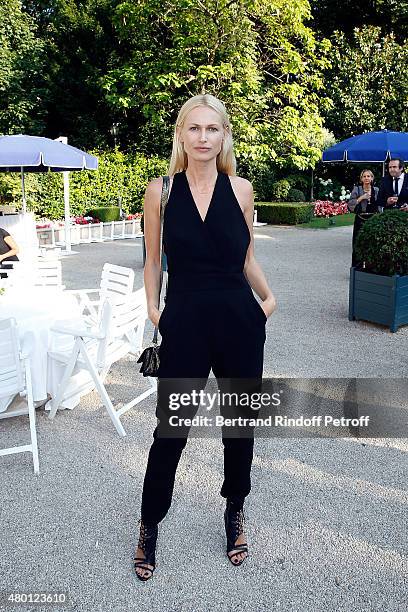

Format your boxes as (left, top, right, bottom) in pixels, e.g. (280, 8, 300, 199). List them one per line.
(349, 267, 408, 332)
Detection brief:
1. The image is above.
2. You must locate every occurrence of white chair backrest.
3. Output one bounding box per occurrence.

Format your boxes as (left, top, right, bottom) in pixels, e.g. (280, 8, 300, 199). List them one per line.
(0, 318, 24, 399)
(100, 264, 134, 302)
(110, 288, 147, 340)
(7, 259, 62, 289)
(34, 259, 62, 287)
(82, 290, 147, 370)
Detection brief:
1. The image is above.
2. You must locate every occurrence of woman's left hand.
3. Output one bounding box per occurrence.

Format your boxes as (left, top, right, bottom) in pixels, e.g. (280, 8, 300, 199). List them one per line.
(261, 296, 276, 319)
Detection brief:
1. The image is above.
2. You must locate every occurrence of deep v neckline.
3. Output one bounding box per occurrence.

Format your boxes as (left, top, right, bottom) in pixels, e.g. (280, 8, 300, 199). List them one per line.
(184, 170, 219, 223)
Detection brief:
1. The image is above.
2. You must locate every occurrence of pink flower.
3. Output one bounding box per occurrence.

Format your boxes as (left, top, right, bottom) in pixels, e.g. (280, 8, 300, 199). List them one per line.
(313, 200, 348, 218)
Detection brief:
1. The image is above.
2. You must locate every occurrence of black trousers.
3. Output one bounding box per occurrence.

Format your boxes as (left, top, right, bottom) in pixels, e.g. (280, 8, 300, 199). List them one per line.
(140, 284, 266, 525)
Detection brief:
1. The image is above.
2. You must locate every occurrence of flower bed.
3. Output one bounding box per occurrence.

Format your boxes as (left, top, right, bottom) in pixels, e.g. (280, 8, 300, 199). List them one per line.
(125, 213, 142, 221)
(313, 200, 349, 218)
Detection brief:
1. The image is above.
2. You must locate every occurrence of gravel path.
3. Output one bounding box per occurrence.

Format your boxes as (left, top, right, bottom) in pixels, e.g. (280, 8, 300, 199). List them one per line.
(1, 226, 406, 612)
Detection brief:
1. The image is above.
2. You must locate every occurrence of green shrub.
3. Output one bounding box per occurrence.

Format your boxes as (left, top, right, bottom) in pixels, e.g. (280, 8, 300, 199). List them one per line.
(287, 188, 306, 202)
(236, 160, 276, 202)
(256, 202, 314, 225)
(20, 149, 168, 220)
(271, 179, 291, 201)
(285, 173, 310, 193)
(354, 210, 408, 276)
(86, 206, 121, 222)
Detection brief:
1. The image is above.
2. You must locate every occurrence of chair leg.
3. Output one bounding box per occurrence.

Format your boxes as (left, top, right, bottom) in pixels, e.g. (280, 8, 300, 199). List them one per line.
(78, 341, 126, 437)
(24, 359, 39, 474)
(48, 340, 81, 419)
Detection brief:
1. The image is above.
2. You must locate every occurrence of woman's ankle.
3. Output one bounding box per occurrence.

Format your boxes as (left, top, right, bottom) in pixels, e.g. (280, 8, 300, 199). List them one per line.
(226, 497, 245, 511)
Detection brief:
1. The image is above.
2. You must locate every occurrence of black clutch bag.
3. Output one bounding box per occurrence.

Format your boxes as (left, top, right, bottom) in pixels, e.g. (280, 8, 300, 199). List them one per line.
(137, 176, 170, 377)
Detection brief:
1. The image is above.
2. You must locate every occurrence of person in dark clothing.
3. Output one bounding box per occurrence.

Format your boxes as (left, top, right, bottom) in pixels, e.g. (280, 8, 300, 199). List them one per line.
(347, 170, 379, 267)
(134, 94, 276, 581)
(0, 228, 19, 278)
(377, 158, 408, 211)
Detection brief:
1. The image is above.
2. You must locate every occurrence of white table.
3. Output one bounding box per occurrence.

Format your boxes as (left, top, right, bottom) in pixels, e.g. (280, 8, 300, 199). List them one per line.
(0, 287, 82, 411)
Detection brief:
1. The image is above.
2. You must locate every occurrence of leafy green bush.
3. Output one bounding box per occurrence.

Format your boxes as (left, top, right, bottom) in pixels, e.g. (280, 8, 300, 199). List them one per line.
(354, 210, 408, 276)
(285, 173, 310, 194)
(18, 150, 168, 220)
(256, 202, 314, 225)
(287, 188, 306, 202)
(237, 161, 276, 202)
(0, 174, 22, 204)
(86, 206, 121, 222)
(271, 180, 291, 201)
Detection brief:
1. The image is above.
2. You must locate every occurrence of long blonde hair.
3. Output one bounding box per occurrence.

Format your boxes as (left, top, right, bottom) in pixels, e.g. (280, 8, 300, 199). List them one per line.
(168, 94, 236, 176)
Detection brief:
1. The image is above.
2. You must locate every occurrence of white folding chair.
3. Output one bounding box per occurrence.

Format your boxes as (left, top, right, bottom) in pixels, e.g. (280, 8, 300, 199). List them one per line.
(69, 263, 135, 323)
(47, 288, 156, 437)
(0, 319, 39, 474)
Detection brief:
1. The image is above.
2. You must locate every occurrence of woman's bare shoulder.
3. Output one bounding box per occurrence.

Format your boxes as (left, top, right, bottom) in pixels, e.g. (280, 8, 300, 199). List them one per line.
(144, 175, 176, 213)
(229, 175, 253, 190)
(145, 176, 164, 196)
(145, 175, 176, 195)
(229, 176, 254, 201)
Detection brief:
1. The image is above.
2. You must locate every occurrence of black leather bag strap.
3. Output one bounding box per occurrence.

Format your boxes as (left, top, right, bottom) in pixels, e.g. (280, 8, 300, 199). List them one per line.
(152, 175, 170, 344)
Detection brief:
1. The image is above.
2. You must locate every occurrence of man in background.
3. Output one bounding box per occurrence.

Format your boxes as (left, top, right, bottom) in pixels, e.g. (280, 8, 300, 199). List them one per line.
(377, 158, 408, 211)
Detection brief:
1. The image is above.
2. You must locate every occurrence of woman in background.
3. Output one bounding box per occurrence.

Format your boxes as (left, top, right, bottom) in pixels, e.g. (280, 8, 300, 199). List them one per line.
(347, 170, 379, 267)
(0, 228, 19, 278)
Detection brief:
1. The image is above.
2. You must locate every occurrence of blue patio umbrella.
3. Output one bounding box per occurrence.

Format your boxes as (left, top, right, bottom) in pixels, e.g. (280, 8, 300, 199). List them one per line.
(0, 135, 98, 251)
(322, 130, 408, 164)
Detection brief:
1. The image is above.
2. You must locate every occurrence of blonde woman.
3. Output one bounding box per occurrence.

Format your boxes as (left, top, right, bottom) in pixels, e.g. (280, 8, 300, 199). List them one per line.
(348, 169, 379, 267)
(134, 94, 276, 581)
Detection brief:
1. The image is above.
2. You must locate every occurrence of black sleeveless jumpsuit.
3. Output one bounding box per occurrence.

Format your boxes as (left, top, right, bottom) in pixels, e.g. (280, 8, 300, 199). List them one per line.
(141, 170, 267, 524)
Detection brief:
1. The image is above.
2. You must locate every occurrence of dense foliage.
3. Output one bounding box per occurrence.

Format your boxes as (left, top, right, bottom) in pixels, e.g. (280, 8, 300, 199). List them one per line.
(0, 1, 407, 216)
(0, 150, 167, 219)
(323, 26, 408, 139)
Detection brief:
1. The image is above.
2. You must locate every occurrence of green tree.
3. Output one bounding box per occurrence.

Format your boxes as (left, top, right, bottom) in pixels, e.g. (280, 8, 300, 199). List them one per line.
(0, 0, 47, 133)
(102, 0, 332, 169)
(310, 1, 407, 42)
(324, 26, 408, 138)
(22, 0, 121, 148)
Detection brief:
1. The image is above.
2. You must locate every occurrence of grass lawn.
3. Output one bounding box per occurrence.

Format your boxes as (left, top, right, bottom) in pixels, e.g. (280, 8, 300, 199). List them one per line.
(298, 213, 355, 229)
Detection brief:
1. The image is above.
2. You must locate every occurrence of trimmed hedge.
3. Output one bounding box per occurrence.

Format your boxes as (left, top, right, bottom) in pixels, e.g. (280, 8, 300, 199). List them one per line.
(86, 206, 121, 222)
(256, 202, 314, 225)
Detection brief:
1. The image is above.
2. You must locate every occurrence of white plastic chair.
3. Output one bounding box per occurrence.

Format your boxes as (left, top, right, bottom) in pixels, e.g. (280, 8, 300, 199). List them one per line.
(47, 288, 156, 437)
(0, 319, 39, 474)
(69, 263, 135, 323)
(6, 258, 64, 290)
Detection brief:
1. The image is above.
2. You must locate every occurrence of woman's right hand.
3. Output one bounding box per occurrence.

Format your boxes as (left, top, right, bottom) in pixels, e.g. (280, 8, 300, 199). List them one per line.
(148, 306, 161, 328)
(357, 193, 370, 202)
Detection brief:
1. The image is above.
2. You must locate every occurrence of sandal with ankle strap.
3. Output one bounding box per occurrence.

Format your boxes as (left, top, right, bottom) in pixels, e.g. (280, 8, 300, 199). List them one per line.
(133, 519, 158, 582)
(224, 500, 249, 566)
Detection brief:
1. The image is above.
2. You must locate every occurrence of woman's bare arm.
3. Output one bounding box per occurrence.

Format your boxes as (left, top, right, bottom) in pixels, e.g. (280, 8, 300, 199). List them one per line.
(143, 178, 164, 327)
(0, 235, 19, 262)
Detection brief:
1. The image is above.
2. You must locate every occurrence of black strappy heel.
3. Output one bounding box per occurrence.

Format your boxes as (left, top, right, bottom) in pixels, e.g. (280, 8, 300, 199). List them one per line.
(133, 519, 158, 581)
(224, 500, 249, 566)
